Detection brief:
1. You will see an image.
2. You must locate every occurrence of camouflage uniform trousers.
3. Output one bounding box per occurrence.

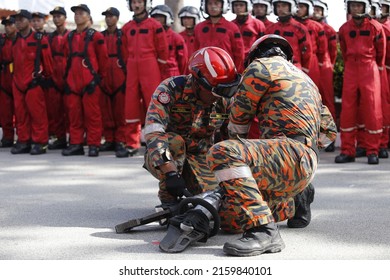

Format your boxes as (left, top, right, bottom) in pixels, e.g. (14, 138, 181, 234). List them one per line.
(144, 132, 220, 203)
(206, 137, 318, 233)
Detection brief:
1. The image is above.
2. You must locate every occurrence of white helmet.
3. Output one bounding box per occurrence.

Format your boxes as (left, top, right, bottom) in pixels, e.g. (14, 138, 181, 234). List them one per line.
(178, 6, 201, 25)
(128, 0, 153, 12)
(371, 0, 381, 18)
(229, 0, 253, 14)
(380, 0, 390, 17)
(345, 0, 372, 15)
(200, 0, 229, 15)
(313, 0, 328, 17)
(272, 0, 298, 16)
(297, 0, 314, 17)
(253, 0, 272, 15)
(150, 4, 174, 26)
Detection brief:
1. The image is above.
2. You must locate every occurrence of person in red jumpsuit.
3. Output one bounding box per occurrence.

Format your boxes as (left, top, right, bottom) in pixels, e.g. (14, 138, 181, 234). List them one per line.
(0, 16, 17, 148)
(99, 7, 130, 158)
(122, 0, 169, 156)
(178, 6, 200, 61)
(46, 6, 69, 150)
(150, 5, 188, 80)
(295, 1, 327, 93)
(335, 0, 385, 165)
(230, 0, 266, 58)
(252, 0, 274, 28)
(266, 0, 312, 73)
(11, 9, 53, 155)
(62, 4, 109, 157)
(313, 0, 338, 152)
(195, 0, 245, 72)
(379, 0, 390, 153)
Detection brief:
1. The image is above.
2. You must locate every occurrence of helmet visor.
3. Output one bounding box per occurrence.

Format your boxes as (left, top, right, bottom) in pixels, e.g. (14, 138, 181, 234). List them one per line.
(211, 75, 241, 98)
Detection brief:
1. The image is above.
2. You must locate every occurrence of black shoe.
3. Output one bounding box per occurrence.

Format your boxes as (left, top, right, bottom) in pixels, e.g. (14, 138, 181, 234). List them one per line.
(115, 142, 129, 158)
(287, 184, 315, 228)
(30, 143, 47, 155)
(62, 144, 84, 156)
(335, 153, 355, 163)
(355, 147, 366, 158)
(223, 222, 285, 257)
(99, 141, 115, 152)
(1, 138, 14, 148)
(378, 148, 388, 159)
(88, 145, 99, 157)
(324, 141, 335, 152)
(128, 147, 139, 157)
(10, 142, 31, 154)
(367, 154, 379, 165)
(48, 138, 67, 150)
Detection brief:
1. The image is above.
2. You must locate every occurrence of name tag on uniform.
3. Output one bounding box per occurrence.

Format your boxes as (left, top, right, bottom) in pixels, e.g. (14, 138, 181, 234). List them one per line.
(171, 105, 191, 113)
(209, 113, 229, 120)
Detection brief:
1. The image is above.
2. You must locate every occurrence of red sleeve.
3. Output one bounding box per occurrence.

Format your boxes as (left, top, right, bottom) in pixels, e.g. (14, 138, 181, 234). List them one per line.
(316, 23, 328, 64)
(176, 33, 188, 75)
(41, 36, 53, 78)
(94, 31, 109, 79)
(153, 20, 169, 64)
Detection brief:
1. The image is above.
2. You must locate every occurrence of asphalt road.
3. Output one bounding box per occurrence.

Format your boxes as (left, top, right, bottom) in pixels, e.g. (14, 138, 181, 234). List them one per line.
(0, 141, 390, 261)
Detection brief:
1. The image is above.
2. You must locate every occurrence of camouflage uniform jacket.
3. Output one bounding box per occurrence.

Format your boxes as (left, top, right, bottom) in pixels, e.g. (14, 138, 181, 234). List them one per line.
(228, 56, 337, 149)
(144, 75, 231, 168)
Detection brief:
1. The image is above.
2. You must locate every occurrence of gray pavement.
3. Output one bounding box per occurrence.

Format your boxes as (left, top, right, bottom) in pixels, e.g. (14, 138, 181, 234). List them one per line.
(0, 142, 390, 260)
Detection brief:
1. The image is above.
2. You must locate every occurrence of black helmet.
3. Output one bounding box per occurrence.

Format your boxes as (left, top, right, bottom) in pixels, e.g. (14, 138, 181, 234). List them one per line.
(245, 34, 293, 67)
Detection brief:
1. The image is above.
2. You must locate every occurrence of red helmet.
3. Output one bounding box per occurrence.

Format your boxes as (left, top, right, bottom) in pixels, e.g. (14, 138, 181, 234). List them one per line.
(188, 47, 240, 98)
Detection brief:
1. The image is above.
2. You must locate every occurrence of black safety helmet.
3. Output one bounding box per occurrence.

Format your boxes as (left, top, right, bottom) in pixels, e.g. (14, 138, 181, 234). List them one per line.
(245, 34, 294, 67)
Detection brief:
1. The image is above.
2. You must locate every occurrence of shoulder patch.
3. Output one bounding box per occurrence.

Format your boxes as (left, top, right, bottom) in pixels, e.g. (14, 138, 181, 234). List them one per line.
(157, 92, 171, 104)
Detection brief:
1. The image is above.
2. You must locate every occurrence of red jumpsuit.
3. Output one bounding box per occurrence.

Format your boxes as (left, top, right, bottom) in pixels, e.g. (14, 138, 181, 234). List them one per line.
(0, 34, 15, 143)
(317, 20, 337, 121)
(297, 18, 327, 88)
(179, 30, 196, 59)
(232, 15, 265, 58)
(266, 16, 312, 72)
(12, 30, 53, 145)
(100, 28, 128, 144)
(339, 18, 385, 156)
(194, 17, 245, 72)
(122, 17, 169, 149)
(257, 16, 274, 29)
(160, 27, 188, 80)
(47, 29, 69, 141)
(232, 15, 265, 139)
(63, 28, 108, 146)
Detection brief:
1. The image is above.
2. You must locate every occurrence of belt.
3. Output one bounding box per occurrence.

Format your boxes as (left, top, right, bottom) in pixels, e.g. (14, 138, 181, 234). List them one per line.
(288, 135, 319, 162)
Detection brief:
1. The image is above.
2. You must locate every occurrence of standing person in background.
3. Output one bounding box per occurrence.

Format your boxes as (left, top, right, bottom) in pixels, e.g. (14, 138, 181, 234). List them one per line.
(195, 0, 245, 72)
(99, 7, 130, 158)
(178, 6, 200, 61)
(62, 4, 108, 157)
(122, 0, 169, 156)
(0, 16, 17, 148)
(295, 0, 327, 95)
(252, 0, 274, 28)
(266, 0, 313, 73)
(335, 0, 384, 165)
(313, 0, 337, 152)
(230, 0, 266, 58)
(150, 4, 188, 80)
(46, 6, 69, 150)
(11, 9, 53, 155)
(31, 12, 47, 33)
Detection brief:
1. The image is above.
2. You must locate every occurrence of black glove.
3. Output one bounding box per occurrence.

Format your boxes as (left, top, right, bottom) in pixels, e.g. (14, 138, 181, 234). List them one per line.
(165, 171, 186, 197)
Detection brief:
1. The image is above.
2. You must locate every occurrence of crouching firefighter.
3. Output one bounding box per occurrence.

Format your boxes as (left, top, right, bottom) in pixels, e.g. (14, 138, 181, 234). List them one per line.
(62, 4, 109, 157)
(142, 46, 241, 211)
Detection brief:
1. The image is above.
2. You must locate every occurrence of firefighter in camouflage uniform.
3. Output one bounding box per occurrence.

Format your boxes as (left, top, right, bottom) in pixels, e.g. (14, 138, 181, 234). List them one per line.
(206, 35, 337, 256)
(143, 47, 241, 207)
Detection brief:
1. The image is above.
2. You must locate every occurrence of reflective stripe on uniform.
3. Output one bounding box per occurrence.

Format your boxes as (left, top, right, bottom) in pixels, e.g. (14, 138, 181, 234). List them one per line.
(340, 126, 357, 132)
(144, 123, 165, 135)
(126, 118, 141, 123)
(367, 128, 383, 134)
(228, 122, 250, 134)
(214, 166, 253, 182)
